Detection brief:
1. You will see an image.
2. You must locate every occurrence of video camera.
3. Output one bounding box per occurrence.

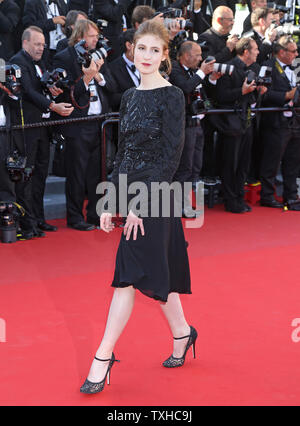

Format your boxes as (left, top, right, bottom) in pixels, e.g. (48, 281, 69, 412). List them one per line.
(154, 7, 193, 31)
(6, 151, 33, 183)
(40, 68, 70, 94)
(0, 64, 22, 98)
(74, 35, 112, 68)
(246, 66, 272, 87)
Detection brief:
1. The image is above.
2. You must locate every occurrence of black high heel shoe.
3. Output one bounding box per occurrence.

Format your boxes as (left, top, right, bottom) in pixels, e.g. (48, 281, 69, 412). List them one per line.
(163, 325, 198, 368)
(80, 352, 120, 394)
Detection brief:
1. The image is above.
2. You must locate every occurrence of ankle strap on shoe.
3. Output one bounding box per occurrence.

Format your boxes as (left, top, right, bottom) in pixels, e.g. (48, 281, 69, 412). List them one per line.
(94, 356, 111, 362)
(173, 334, 190, 340)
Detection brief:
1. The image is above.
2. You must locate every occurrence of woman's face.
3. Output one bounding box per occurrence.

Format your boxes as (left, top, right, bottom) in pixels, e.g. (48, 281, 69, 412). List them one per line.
(134, 34, 167, 75)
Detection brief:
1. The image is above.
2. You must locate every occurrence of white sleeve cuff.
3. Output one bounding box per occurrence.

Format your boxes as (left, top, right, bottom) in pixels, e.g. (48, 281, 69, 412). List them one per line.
(196, 69, 205, 80)
(97, 73, 106, 86)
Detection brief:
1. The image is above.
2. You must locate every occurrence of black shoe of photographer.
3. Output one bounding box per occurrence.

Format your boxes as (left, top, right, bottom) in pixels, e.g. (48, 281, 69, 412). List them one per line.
(285, 199, 300, 211)
(37, 221, 57, 232)
(68, 221, 96, 231)
(260, 199, 283, 208)
(238, 199, 252, 212)
(225, 199, 245, 213)
(32, 226, 46, 238)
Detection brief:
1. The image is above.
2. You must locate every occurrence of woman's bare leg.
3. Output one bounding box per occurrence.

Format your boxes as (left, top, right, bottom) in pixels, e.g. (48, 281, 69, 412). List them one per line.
(87, 286, 135, 382)
(160, 292, 191, 357)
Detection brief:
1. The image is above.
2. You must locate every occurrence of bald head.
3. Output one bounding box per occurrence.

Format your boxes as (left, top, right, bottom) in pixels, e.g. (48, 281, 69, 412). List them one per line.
(212, 6, 234, 34)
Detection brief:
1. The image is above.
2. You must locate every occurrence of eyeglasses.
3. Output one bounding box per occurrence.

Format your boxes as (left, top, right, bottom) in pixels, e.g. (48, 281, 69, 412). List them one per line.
(220, 17, 234, 22)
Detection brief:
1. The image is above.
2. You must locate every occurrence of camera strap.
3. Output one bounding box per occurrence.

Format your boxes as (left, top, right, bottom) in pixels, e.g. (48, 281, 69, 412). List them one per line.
(70, 75, 91, 110)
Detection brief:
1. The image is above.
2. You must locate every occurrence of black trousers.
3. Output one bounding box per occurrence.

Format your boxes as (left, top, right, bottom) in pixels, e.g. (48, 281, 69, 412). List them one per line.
(0, 132, 15, 202)
(260, 125, 300, 202)
(174, 124, 204, 184)
(219, 126, 253, 203)
(15, 127, 51, 229)
(65, 122, 102, 225)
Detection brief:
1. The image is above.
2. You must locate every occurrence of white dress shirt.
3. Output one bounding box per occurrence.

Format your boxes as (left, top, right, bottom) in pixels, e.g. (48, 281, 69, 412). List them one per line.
(46, 0, 65, 50)
(277, 58, 296, 117)
(0, 105, 6, 126)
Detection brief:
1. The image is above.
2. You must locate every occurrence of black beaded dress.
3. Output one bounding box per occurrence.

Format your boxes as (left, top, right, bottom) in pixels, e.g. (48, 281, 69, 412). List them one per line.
(110, 85, 191, 302)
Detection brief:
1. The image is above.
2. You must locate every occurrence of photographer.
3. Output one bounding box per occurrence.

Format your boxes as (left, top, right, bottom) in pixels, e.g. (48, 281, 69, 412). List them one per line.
(242, 0, 267, 34)
(108, 28, 139, 111)
(10, 25, 74, 237)
(198, 6, 238, 62)
(23, 0, 68, 69)
(53, 19, 117, 230)
(215, 37, 267, 213)
(169, 41, 219, 216)
(260, 35, 300, 210)
(0, 0, 20, 61)
(0, 89, 16, 203)
(244, 7, 277, 64)
(56, 9, 88, 52)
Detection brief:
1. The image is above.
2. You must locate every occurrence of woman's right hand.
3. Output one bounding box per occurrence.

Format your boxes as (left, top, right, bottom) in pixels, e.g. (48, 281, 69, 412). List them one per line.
(124, 210, 145, 241)
(100, 213, 114, 233)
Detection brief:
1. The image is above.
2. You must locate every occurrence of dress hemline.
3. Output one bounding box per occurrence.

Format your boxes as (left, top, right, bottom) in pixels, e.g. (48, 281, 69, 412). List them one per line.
(111, 281, 192, 303)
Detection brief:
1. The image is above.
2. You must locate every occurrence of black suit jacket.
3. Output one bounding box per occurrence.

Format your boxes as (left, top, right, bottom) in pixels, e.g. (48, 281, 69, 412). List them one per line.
(108, 55, 137, 111)
(169, 60, 216, 117)
(53, 45, 117, 136)
(10, 49, 52, 139)
(93, 0, 133, 60)
(0, 0, 20, 61)
(261, 57, 297, 129)
(215, 56, 259, 134)
(67, 0, 90, 15)
(23, 0, 68, 48)
(198, 28, 235, 62)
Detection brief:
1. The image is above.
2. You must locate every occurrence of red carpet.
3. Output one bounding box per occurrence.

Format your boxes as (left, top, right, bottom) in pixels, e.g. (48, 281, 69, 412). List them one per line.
(0, 205, 300, 406)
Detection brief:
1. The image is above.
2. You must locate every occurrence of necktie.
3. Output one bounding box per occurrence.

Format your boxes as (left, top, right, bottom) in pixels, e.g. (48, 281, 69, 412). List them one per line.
(130, 64, 136, 73)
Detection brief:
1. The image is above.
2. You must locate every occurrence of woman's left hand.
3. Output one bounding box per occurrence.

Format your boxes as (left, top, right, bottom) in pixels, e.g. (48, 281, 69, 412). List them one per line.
(124, 210, 145, 241)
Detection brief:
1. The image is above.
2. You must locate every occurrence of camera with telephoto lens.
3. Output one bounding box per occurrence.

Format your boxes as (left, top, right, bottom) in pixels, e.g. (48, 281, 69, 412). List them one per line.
(0, 201, 25, 243)
(0, 64, 22, 98)
(271, 22, 300, 36)
(74, 36, 112, 68)
(40, 68, 70, 94)
(154, 7, 193, 32)
(205, 56, 235, 75)
(6, 151, 33, 183)
(246, 66, 272, 87)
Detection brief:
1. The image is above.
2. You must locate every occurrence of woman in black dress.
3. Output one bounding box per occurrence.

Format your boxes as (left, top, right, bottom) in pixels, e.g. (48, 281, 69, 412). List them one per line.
(80, 20, 197, 394)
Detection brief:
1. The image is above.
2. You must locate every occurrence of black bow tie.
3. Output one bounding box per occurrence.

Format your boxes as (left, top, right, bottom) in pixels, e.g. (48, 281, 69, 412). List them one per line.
(283, 65, 291, 70)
